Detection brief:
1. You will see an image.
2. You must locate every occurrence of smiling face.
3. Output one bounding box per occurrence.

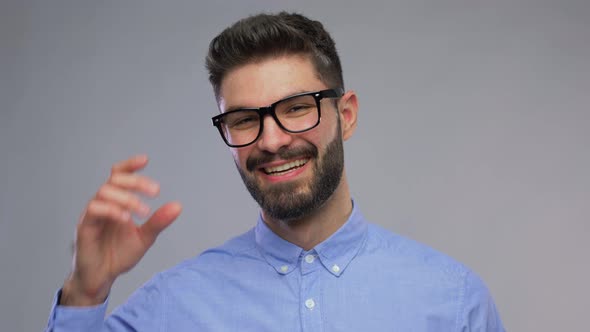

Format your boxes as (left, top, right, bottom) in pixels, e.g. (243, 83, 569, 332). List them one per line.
(218, 55, 350, 222)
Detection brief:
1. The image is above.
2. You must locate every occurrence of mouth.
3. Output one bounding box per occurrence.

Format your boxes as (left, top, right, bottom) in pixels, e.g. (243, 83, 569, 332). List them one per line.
(262, 158, 309, 176)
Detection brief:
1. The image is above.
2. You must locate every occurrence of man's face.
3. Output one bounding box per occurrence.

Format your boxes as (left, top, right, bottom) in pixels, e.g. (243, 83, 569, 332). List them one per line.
(218, 55, 345, 222)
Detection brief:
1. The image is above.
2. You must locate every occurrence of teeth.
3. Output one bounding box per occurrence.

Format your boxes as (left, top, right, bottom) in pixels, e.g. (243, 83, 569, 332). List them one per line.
(264, 159, 308, 174)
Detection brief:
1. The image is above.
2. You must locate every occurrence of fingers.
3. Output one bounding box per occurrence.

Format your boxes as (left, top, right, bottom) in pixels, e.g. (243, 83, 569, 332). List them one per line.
(109, 173, 160, 197)
(111, 154, 149, 175)
(139, 202, 183, 245)
(85, 199, 131, 224)
(82, 155, 160, 225)
(95, 184, 151, 217)
(99, 156, 160, 217)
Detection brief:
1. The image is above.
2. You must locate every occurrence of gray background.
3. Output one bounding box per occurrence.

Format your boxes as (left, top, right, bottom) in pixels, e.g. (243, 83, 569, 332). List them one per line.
(1, 0, 589, 331)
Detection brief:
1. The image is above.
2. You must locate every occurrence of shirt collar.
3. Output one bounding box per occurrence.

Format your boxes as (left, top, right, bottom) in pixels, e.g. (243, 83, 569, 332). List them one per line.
(254, 201, 368, 277)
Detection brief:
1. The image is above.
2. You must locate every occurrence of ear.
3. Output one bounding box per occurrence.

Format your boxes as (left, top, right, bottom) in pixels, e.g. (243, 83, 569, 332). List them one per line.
(338, 90, 358, 141)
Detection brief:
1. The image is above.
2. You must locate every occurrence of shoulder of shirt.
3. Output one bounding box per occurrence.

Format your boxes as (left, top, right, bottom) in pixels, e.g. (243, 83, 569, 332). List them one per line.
(146, 222, 482, 294)
(365, 223, 501, 330)
(364, 222, 476, 282)
(152, 227, 259, 278)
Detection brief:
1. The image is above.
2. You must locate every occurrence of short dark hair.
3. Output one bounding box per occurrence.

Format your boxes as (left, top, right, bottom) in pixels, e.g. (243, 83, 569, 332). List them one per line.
(206, 12, 344, 100)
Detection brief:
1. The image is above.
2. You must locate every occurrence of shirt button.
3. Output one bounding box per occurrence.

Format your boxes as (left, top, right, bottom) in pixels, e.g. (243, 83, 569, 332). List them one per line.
(304, 254, 315, 264)
(280, 265, 289, 273)
(331, 264, 340, 273)
(305, 298, 315, 309)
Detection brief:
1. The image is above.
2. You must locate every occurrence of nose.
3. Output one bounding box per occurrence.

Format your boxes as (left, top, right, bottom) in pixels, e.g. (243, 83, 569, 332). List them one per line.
(255, 115, 293, 153)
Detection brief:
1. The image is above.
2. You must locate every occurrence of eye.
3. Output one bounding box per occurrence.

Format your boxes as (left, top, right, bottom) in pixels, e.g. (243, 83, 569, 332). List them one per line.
(232, 117, 255, 127)
(288, 105, 312, 113)
(225, 112, 259, 129)
(280, 104, 315, 119)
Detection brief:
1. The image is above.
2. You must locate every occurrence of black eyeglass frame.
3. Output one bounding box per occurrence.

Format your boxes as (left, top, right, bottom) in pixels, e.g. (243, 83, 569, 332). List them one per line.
(212, 88, 344, 148)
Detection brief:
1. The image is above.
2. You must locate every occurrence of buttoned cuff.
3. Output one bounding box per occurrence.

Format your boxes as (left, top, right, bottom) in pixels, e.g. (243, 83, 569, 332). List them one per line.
(46, 289, 108, 332)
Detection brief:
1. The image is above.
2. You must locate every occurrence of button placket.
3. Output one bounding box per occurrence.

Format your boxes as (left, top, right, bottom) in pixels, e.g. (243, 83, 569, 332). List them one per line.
(300, 251, 319, 275)
(299, 251, 323, 331)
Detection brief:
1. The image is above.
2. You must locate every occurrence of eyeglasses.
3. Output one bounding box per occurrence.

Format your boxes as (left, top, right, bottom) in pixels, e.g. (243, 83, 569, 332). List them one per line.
(212, 88, 343, 148)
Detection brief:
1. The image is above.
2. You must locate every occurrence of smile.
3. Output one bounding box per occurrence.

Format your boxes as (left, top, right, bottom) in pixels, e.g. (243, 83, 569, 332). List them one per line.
(263, 158, 309, 175)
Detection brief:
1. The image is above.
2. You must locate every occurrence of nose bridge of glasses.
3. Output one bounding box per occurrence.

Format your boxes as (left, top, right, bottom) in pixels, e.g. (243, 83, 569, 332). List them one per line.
(255, 108, 294, 150)
(258, 105, 275, 118)
(257, 105, 284, 129)
(259, 106, 282, 131)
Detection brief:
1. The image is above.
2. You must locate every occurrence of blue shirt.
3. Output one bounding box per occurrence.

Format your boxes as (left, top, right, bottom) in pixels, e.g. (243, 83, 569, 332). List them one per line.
(46, 204, 504, 331)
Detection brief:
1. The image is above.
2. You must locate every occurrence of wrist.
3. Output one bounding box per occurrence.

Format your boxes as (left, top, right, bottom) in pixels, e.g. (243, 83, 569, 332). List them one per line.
(60, 276, 110, 307)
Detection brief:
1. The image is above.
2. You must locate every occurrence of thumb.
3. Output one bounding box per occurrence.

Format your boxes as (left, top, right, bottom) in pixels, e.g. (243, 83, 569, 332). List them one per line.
(139, 201, 182, 246)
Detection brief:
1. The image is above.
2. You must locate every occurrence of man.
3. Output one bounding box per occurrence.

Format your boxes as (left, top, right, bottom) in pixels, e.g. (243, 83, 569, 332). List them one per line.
(46, 12, 504, 331)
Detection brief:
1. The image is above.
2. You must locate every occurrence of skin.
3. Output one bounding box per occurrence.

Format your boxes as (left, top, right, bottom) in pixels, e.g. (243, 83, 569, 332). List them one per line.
(219, 54, 359, 250)
(61, 54, 358, 306)
(61, 155, 182, 306)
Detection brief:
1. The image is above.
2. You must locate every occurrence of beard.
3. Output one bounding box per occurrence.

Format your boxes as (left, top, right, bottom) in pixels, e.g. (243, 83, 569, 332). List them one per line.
(236, 126, 344, 222)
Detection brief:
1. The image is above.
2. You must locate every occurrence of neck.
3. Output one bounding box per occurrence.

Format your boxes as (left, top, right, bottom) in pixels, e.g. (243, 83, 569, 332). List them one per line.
(261, 172, 353, 250)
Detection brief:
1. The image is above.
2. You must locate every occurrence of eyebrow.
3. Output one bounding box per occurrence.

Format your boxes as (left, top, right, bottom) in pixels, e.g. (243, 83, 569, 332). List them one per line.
(224, 89, 311, 113)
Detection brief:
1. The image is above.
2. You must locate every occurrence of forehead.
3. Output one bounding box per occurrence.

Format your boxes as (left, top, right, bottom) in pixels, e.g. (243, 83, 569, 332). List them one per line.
(218, 55, 327, 112)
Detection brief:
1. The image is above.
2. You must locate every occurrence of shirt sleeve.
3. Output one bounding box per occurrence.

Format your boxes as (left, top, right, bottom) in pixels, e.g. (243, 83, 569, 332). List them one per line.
(45, 274, 165, 332)
(44, 289, 108, 332)
(457, 271, 506, 332)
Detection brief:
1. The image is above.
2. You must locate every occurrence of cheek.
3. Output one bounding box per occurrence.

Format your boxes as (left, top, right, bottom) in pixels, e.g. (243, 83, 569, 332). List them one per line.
(230, 148, 246, 167)
(314, 116, 338, 145)
(305, 132, 324, 149)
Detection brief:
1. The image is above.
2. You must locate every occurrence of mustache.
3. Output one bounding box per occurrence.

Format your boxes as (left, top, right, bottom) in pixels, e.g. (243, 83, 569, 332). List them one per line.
(246, 145, 318, 172)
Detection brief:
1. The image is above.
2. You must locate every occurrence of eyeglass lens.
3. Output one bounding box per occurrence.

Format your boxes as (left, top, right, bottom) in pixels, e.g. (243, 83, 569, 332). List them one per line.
(221, 94, 319, 146)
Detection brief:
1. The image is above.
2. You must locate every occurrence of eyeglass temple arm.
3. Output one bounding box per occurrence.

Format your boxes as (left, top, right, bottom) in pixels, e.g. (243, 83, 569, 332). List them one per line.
(321, 88, 344, 98)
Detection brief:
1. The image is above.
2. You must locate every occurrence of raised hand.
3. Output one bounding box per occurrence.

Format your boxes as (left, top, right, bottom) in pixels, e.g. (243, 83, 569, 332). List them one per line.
(60, 155, 182, 306)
